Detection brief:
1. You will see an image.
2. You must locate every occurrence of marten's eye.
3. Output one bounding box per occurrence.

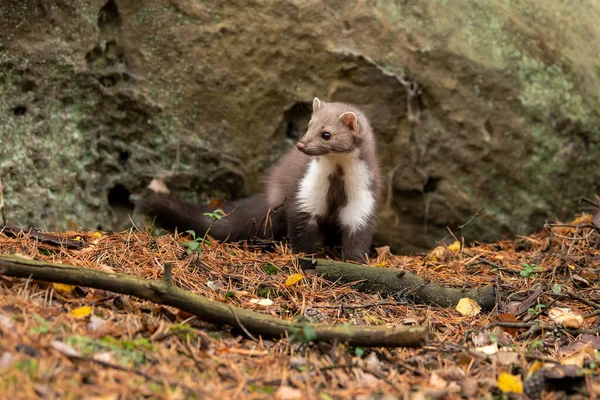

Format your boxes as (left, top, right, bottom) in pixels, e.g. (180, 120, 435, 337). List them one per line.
(321, 132, 331, 140)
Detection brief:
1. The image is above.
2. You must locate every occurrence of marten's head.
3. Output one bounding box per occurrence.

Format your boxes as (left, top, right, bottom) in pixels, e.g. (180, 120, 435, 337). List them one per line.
(296, 98, 363, 156)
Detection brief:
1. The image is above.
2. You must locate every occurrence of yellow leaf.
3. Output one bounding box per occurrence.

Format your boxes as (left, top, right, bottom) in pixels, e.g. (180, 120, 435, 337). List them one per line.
(427, 246, 448, 262)
(455, 298, 481, 317)
(73, 236, 82, 241)
(53, 283, 75, 293)
(91, 231, 103, 239)
(71, 306, 92, 318)
(447, 241, 461, 252)
(526, 361, 543, 379)
(372, 261, 388, 267)
(285, 274, 303, 286)
(497, 372, 523, 394)
(570, 213, 592, 226)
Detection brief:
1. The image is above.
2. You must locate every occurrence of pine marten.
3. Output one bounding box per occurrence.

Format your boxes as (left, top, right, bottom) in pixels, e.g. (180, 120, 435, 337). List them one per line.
(137, 98, 381, 262)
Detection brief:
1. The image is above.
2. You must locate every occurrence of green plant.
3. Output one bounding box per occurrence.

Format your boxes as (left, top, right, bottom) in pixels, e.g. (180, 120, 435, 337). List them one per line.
(262, 263, 279, 275)
(527, 303, 546, 316)
(520, 263, 543, 278)
(552, 284, 562, 295)
(183, 209, 225, 254)
(528, 339, 544, 350)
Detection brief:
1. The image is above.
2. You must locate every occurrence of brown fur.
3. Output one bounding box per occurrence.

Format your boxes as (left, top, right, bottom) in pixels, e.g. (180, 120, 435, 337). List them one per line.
(137, 98, 381, 262)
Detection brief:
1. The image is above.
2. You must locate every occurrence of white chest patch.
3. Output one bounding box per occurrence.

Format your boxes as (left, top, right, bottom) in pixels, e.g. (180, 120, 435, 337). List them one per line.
(297, 154, 375, 233)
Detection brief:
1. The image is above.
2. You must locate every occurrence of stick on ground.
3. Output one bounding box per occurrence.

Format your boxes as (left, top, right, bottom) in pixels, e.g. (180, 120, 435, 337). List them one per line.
(0, 254, 429, 348)
(299, 257, 496, 311)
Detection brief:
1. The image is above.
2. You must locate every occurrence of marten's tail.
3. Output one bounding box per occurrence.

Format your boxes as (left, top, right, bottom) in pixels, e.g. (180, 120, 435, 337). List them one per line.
(135, 190, 287, 242)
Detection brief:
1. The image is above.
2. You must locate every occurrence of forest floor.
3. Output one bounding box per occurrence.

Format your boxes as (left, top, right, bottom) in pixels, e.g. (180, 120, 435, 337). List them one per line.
(1, 215, 600, 399)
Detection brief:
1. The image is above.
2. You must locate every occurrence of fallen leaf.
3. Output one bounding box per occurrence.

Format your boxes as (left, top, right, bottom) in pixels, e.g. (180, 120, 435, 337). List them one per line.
(285, 274, 303, 286)
(572, 274, 591, 286)
(525, 360, 544, 379)
(87, 315, 105, 332)
(250, 298, 274, 307)
(496, 351, 520, 365)
(209, 198, 226, 209)
(548, 307, 584, 328)
(427, 246, 449, 262)
(206, 281, 224, 291)
(53, 283, 76, 293)
(497, 372, 523, 393)
(570, 213, 593, 226)
(561, 349, 586, 367)
(559, 334, 600, 355)
(456, 298, 481, 317)
(372, 261, 388, 267)
(71, 306, 92, 318)
(375, 245, 392, 258)
(93, 352, 114, 363)
(91, 231, 103, 239)
(51, 340, 81, 357)
(447, 241, 461, 252)
(495, 313, 518, 336)
(476, 343, 498, 355)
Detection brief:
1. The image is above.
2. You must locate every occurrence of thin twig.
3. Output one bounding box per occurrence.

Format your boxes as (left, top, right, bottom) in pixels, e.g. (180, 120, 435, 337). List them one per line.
(558, 290, 600, 311)
(230, 306, 259, 342)
(458, 208, 484, 230)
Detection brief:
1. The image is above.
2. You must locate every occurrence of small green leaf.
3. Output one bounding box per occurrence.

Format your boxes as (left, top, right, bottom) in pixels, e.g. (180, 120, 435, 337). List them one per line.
(224, 291, 235, 300)
(185, 230, 196, 239)
(354, 347, 365, 357)
(302, 324, 317, 342)
(262, 263, 279, 275)
(552, 284, 562, 295)
(188, 241, 199, 251)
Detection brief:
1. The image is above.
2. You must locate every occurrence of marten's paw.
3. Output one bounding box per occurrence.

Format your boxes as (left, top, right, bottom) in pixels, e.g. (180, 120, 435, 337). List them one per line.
(147, 178, 170, 194)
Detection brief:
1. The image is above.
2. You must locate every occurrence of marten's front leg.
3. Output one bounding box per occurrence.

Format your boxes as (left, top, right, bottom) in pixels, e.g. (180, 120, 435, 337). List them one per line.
(341, 223, 374, 263)
(287, 211, 321, 255)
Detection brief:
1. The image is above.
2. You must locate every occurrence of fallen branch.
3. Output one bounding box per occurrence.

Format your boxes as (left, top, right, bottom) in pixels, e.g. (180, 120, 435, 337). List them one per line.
(0, 254, 428, 348)
(299, 257, 496, 311)
(1, 227, 83, 250)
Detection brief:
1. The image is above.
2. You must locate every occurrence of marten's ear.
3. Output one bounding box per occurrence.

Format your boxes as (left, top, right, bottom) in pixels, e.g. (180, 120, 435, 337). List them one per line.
(313, 97, 322, 110)
(339, 111, 359, 132)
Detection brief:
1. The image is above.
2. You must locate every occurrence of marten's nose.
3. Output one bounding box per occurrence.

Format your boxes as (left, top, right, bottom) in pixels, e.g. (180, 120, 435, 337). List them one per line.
(296, 142, 306, 151)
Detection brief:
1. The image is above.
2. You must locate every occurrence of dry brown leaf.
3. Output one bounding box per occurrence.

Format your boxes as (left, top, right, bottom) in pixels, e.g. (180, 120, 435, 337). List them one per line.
(456, 298, 481, 316)
(548, 307, 584, 328)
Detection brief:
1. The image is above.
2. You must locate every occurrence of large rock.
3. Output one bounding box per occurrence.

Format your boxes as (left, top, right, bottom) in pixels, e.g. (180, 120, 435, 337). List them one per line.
(1, 0, 599, 253)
